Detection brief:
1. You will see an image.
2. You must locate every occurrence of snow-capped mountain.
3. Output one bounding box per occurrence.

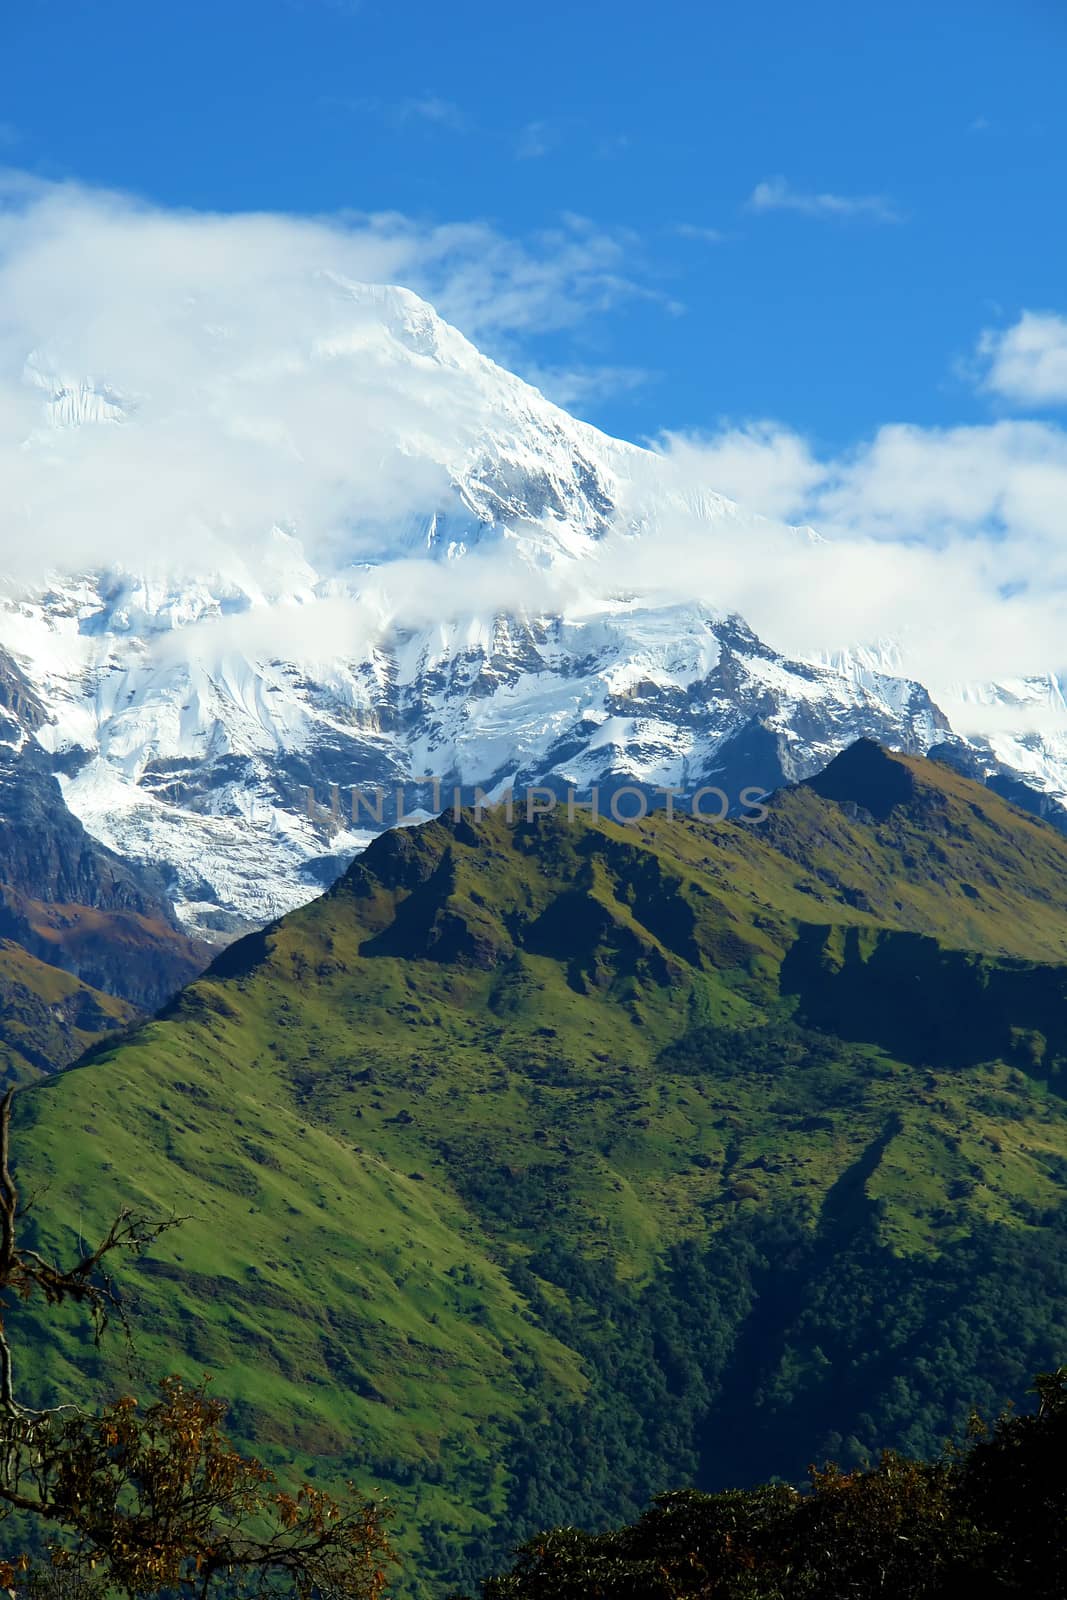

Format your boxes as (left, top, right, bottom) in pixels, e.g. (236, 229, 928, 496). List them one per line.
(0, 280, 1061, 947)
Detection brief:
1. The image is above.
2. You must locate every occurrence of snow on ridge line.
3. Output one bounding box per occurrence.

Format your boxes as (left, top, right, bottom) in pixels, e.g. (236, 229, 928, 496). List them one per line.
(3, 274, 1065, 934)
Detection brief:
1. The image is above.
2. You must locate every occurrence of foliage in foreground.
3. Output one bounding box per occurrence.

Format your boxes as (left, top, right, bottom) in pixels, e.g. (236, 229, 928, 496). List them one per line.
(0, 1379, 395, 1600)
(0, 1086, 395, 1599)
(456, 1369, 1067, 1599)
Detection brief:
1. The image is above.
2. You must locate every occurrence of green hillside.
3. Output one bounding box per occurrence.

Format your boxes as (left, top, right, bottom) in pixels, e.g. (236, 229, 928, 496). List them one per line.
(12, 742, 1067, 1595)
(0, 936, 137, 1083)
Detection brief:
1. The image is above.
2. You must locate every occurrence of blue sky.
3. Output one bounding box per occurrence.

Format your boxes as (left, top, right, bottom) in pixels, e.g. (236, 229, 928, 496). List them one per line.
(5, 0, 1067, 704)
(3, 0, 1066, 452)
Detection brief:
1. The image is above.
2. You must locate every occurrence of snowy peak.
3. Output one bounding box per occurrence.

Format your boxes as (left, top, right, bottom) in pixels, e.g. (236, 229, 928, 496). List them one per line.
(14, 274, 645, 575)
(1, 274, 1065, 949)
(317, 279, 485, 368)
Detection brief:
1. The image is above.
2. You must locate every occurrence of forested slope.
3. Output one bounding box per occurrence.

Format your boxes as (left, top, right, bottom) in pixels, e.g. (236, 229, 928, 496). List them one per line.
(13, 743, 1067, 1595)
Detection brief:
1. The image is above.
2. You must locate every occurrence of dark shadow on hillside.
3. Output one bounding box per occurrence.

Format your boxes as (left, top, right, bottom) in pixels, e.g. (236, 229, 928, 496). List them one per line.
(781, 923, 1067, 1086)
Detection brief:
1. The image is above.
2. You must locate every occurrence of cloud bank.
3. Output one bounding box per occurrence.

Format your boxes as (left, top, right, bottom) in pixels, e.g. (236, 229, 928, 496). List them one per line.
(0, 177, 1066, 730)
(647, 414, 1067, 724)
(0, 174, 654, 577)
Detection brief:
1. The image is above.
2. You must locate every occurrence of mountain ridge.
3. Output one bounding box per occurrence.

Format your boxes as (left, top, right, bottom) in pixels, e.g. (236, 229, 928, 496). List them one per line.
(12, 744, 1067, 1594)
(2, 280, 1066, 952)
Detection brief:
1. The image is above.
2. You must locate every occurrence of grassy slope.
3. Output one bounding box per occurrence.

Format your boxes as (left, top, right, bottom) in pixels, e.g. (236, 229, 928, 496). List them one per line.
(762, 743, 1067, 963)
(13, 744, 1067, 1588)
(0, 938, 137, 1082)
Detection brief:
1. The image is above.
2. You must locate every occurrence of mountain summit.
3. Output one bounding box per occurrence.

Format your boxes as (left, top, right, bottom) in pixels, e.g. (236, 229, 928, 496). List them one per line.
(0, 281, 1062, 950)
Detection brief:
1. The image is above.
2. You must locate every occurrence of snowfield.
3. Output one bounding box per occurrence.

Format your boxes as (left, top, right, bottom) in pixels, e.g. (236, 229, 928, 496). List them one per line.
(1, 281, 1062, 938)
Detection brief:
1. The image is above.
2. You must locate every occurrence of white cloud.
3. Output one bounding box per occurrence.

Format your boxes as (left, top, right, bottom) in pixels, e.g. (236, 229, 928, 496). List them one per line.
(419, 212, 660, 340)
(396, 95, 465, 130)
(516, 120, 555, 160)
(979, 311, 1067, 407)
(646, 416, 1067, 700)
(514, 124, 629, 163)
(747, 177, 902, 223)
(0, 173, 651, 352)
(653, 423, 825, 520)
(3, 173, 1067, 725)
(523, 363, 652, 411)
(325, 93, 466, 131)
(0, 175, 659, 581)
(674, 223, 728, 244)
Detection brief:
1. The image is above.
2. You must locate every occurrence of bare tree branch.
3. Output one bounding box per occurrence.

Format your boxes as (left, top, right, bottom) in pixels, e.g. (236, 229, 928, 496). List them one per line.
(0, 1088, 395, 1599)
(0, 1087, 184, 1419)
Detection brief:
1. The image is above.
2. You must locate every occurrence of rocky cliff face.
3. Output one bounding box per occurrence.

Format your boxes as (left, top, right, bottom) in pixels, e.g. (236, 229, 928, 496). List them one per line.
(0, 582, 956, 946)
(0, 654, 205, 1010)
